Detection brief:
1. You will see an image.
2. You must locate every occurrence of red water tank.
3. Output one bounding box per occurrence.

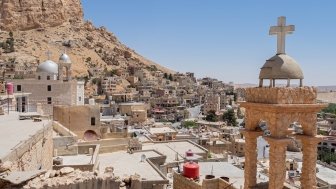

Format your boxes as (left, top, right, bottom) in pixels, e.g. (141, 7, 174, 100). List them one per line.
(183, 161, 199, 179)
(6, 82, 13, 95)
(186, 149, 194, 157)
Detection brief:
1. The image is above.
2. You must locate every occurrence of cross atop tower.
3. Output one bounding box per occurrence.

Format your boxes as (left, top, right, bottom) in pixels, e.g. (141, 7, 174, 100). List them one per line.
(269, 16, 295, 54)
(45, 50, 52, 60)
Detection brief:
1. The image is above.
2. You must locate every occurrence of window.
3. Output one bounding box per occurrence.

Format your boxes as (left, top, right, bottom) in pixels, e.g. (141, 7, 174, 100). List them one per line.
(47, 97, 52, 104)
(91, 117, 96, 126)
(78, 96, 82, 101)
(17, 85, 21, 92)
(47, 76, 50, 80)
(38, 76, 41, 80)
(47, 85, 51, 91)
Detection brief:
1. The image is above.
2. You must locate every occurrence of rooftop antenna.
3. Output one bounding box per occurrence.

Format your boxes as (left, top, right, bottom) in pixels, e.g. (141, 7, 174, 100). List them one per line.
(211, 165, 214, 175)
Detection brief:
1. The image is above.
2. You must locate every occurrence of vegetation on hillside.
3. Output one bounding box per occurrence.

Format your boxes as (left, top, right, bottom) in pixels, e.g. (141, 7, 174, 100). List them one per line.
(321, 103, 336, 115)
(223, 109, 238, 126)
(205, 110, 217, 122)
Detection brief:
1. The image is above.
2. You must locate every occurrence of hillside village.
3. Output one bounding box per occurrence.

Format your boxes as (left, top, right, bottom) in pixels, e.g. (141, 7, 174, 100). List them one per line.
(0, 1, 336, 189)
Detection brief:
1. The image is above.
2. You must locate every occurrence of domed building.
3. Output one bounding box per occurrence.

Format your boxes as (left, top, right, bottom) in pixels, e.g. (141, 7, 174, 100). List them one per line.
(10, 51, 84, 115)
(36, 60, 59, 80)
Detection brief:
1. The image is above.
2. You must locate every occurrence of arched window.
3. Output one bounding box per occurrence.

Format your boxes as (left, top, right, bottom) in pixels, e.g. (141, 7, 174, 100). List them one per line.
(47, 76, 50, 80)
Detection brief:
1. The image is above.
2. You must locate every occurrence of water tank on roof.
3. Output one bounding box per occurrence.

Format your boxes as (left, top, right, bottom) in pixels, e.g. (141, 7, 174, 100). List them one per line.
(6, 82, 13, 95)
(183, 161, 199, 179)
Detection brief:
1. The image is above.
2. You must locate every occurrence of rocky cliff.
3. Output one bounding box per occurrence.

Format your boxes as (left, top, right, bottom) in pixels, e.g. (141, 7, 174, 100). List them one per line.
(0, 0, 83, 31)
(0, 0, 174, 96)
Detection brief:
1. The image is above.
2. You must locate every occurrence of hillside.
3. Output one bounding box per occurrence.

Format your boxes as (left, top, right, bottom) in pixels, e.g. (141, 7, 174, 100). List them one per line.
(0, 0, 174, 79)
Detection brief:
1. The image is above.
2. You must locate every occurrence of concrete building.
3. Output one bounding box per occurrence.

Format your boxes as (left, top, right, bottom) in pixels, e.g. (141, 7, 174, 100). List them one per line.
(203, 93, 220, 114)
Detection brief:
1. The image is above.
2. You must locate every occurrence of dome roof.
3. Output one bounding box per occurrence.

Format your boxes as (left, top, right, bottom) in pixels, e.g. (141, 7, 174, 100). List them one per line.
(37, 60, 58, 74)
(59, 53, 71, 64)
(259, 54, 304, 80)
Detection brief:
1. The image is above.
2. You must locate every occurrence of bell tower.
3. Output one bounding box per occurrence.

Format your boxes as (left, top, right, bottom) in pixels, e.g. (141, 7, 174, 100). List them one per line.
(241, 16, 326, 189)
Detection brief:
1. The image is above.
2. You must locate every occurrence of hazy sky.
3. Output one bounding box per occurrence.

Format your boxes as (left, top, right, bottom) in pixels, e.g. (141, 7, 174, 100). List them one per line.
(82, 1, 336, 86)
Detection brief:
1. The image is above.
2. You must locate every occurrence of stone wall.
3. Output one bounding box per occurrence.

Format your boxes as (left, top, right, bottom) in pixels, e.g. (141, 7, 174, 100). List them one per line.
(9, 80, 79, 115)
(173, 172, 202, 189)
(245, 87, 317, 104)
(4, 169, 121, 189)
(53, 105, 101, 139)
(1, 122, 53, 171)
(173, 172, 235, 189)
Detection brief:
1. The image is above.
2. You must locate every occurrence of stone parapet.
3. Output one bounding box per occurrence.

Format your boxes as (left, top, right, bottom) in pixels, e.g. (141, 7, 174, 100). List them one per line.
(245, 87, 317, 104)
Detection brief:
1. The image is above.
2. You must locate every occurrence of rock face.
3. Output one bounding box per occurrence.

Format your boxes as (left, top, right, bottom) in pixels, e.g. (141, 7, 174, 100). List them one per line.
(0, 0, 83, 31)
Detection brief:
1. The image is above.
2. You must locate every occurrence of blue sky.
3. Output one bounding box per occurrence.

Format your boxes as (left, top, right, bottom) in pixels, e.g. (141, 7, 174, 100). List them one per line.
(82, 1, 336, 86)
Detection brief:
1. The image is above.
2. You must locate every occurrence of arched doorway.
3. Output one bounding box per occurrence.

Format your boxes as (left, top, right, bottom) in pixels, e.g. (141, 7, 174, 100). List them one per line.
(83, 130, 98, 141)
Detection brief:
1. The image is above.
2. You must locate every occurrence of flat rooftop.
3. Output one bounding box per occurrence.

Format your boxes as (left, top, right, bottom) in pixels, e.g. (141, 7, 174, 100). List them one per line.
(142, 141, 207, 162)
(297, 162, 336, 186)
(58, 154, 93, 165)
(0, 112, 51, 160)
(149, 127, 177, 134)
(99, 151, 165, 181)
(198, 162, 268, 188)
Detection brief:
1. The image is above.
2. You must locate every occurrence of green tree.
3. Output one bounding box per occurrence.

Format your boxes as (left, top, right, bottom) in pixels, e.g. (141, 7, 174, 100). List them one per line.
(2, 31, 15, 53)
(205, 110, 217, 122)
(223, 109, 237, 126)
(233, 93, 237, 102)
(168, 74, 173, 81)
(318, 147, 336, 164)
(321, 103, 336, 115)
(183, 120, 197, 128)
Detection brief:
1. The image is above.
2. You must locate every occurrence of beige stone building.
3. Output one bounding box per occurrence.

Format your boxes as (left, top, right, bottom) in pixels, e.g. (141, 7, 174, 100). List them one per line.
(53, 105, 101, 140)
(118, 102, 148, 124)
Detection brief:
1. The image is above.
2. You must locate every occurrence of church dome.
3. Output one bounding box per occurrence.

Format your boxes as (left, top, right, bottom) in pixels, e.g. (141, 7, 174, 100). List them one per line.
(59, 53, 71, 64)
(37, 60, 58, 74)
(259, 54, 304, 80)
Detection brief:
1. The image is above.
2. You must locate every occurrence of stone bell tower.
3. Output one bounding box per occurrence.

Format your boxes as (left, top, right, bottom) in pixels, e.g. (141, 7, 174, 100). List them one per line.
(241, 16, 326, 189)
(58, 52, 72, 81)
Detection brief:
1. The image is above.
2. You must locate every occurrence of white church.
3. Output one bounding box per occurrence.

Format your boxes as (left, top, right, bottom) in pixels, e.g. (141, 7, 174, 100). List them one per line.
(9, 52, 84, 115)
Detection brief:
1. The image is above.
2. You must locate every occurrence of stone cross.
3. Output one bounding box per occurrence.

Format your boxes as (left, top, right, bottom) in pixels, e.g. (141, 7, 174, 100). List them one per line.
(45, 50, 52, 60)
(269, 16, 295, 54)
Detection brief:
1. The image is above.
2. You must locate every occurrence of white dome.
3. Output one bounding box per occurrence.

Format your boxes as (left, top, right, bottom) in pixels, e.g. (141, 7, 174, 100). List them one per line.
(59, 53, 71, 64)
(37, 60, 58, 74)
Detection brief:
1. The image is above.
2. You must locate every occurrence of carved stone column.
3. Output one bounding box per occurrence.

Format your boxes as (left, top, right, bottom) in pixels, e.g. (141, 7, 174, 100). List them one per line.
(243, 130, 261, 189)
(265, 137, 291, 189)
(298, 135, 322, 189)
